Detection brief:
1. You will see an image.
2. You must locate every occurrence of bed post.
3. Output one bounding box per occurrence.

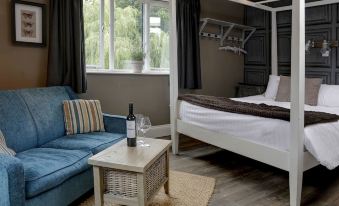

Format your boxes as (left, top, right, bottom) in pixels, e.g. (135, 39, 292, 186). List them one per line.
(169, 0, 179, 154)
(290, 0, 305, 206)
(271, 11, 278, 76)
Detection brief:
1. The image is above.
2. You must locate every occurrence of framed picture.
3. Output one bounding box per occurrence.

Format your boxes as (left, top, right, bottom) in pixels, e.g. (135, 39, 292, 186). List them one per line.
(12, 0, 46, 47)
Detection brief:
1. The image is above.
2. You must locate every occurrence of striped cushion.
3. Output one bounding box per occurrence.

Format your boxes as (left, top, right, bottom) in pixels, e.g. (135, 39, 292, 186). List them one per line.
(0, 130, 16, 156)
(63, 100, 105, 135)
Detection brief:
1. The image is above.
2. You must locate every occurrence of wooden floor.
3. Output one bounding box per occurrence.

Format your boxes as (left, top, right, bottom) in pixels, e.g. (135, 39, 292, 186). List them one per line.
(169, 136, 339, 206)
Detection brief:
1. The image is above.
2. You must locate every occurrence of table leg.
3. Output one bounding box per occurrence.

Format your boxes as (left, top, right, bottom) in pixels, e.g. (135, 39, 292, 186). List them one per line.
(165, 149, 170, 194)
(137, 173, 146, 206)
(164, 181, 169, 194)
(93, 166, 104, 206)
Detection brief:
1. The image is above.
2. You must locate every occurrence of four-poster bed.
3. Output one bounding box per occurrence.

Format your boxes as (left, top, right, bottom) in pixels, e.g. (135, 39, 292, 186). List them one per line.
(169, 0, 339, 206)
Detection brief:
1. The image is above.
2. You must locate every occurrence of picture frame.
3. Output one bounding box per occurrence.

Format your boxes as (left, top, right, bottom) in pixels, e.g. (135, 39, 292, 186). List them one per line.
(12, 0, 47, 47)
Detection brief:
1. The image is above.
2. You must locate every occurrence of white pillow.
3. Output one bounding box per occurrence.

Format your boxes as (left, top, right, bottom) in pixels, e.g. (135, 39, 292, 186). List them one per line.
(264, 75, 280, 99)
(318, 84, 339, 107)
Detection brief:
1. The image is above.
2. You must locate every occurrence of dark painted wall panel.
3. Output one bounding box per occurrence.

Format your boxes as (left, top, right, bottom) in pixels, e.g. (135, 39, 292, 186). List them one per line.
(245, 7, 267, 29)
(244, 68, 267, 85)
(245, 31, 268, 65)
(277, 29, 291, 66)
(276, 5, 331, 28)
(306, 27, 332, 67)
(244, 4, 338, 85)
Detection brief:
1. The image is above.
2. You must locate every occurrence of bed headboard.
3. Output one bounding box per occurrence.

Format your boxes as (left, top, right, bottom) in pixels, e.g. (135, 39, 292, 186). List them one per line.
(244, 4, 338, 86)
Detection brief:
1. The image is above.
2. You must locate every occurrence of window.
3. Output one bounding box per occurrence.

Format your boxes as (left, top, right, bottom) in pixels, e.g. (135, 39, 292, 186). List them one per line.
(83, 0, 170, 73)
(83, 0, 101, 68)
(149, 5, 170, 70)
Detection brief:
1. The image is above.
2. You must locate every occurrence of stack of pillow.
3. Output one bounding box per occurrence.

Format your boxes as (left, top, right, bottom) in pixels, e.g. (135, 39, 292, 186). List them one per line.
(264, 75, 339, 107)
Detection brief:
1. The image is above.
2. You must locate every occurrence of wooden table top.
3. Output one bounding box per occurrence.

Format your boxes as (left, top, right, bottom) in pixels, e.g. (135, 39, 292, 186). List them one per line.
(88, 137, 172, 173)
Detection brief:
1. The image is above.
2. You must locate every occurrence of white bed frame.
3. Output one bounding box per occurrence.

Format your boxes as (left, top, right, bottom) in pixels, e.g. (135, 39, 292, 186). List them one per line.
(169, 1, 339, 206)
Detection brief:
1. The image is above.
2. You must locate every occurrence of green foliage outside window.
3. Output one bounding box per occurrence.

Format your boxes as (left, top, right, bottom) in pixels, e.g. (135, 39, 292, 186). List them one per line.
(83, 0, 100, 66)
(150, 6, 170, 69)
(114, 4, 143, 69)
(83, 0, 169, 70)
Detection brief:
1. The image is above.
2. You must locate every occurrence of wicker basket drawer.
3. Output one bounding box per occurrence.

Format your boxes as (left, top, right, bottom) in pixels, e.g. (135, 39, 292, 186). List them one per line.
(103, 152, 168, 202)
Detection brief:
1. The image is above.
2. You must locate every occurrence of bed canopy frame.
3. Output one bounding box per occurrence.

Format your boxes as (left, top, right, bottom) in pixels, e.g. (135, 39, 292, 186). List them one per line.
(169, 0, 339, 206)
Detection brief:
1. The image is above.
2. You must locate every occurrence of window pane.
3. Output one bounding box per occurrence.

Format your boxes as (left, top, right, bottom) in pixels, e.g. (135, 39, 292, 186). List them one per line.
(114, 0, 143, 70)
(83, 0, 101, 67)
(149, 6, 170, 70)
(104, 0, 110, 69)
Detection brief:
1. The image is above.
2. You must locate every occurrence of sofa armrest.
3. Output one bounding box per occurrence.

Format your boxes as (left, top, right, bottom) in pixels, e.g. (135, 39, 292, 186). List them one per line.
(103, 114, 127, 134)
(0, 154, 25, 206)
(64, 86, 79, 100)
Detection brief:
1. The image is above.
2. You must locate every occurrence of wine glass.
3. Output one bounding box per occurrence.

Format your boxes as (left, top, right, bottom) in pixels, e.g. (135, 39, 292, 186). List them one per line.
(138, 116, 152, 147)
(135, 114, 146, 146)
(135, 114, 144, 137)
(140, 117, 151, 136)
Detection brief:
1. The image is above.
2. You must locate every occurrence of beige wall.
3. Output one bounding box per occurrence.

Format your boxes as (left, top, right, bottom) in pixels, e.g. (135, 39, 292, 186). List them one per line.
(183, 0, 244, 97)
(85, 0, 244, 125)
(0, 0, 48, 89)
(0, 0, 244, 125)
(82, 74, 170, 125)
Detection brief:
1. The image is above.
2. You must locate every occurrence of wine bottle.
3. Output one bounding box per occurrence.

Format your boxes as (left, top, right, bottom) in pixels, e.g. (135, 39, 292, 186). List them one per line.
(126, 103, 136, 147)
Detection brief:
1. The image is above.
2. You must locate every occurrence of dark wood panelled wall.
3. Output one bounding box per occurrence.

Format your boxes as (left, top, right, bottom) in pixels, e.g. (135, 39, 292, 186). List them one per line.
(244, 4, 339, 85)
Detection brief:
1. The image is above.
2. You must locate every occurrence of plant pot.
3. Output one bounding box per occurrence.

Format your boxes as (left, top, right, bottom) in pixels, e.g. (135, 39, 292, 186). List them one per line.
(123, 60, 144, 73)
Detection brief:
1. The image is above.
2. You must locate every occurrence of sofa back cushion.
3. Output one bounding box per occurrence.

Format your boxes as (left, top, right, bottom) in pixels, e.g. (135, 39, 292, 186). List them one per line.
(63, 100, 105, 135)
(18, 87, 74, 146)
(0, 91, 38, 152)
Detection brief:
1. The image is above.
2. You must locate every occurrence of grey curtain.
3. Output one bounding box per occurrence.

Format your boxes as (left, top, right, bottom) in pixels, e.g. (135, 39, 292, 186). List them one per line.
(177, 0, 202, 89)
(47, 0, 87, 93)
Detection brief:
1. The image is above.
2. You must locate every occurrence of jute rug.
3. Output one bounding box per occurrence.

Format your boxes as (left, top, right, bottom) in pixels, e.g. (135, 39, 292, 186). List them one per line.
(79, 170, 215, 206)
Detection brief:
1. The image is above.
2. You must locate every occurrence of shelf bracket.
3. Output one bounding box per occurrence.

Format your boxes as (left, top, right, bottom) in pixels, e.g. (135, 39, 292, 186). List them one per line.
(242, 29, 256, 48)
(199, 19, 208, 35)
(221, 24, 235, 47)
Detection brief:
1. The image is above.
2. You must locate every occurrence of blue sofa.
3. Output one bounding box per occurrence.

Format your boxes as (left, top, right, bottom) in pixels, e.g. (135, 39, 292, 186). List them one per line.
(0, 86, 126, 206)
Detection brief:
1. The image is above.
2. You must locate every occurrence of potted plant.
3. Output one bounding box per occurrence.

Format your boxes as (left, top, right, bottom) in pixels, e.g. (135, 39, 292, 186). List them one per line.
(123, 48, 145, 73)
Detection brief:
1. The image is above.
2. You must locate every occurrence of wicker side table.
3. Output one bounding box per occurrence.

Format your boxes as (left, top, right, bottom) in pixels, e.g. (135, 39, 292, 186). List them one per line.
(88, 138, 171, 206)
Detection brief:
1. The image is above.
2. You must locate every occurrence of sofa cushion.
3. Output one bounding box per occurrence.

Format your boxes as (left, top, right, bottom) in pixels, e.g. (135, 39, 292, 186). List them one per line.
(0, 130, 16, 156)
(15, 148, 92, 198)
(17, 87, 72, 146)
(41, 132, 125, 154)
(63, 100, 105, 135)
(0, 91, 38, 152)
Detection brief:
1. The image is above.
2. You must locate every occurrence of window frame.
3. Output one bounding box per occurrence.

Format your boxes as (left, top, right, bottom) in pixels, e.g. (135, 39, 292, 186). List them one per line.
(85, 0, 170, 74)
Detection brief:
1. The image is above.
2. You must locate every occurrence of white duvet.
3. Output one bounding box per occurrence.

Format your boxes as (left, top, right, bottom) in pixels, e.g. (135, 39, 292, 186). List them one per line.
(179, 95, 339, 170)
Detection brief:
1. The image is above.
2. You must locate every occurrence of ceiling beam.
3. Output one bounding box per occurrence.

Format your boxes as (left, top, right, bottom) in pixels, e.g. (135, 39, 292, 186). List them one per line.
(274, 0, 339, 11)
(226, 0, 274, 11)
(255, 0, 280, 4)
(227, 0, 339, 13)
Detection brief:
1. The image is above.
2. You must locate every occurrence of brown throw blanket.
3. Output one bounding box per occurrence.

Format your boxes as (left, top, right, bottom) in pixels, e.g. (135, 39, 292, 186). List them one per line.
(178, 94, 339, 126)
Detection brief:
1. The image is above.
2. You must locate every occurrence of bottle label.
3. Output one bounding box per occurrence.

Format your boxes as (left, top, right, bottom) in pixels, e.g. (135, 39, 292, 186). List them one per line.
(127, 121, 136, 139)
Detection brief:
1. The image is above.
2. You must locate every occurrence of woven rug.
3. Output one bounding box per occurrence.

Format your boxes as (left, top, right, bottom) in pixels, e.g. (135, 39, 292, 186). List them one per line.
(79, 170, 215, 206)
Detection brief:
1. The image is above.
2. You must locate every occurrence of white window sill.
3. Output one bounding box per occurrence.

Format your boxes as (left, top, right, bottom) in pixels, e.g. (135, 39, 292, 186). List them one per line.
(86, 69, 169, 76)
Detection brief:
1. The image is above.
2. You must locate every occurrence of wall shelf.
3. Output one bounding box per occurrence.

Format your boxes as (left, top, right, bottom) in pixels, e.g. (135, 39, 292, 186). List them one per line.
(199, 18, 256, 52)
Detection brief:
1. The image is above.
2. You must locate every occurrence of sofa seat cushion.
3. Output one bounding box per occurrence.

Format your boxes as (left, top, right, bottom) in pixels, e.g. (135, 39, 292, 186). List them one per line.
(41, 132, 125, 154)
(15, 148, 92, 198)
